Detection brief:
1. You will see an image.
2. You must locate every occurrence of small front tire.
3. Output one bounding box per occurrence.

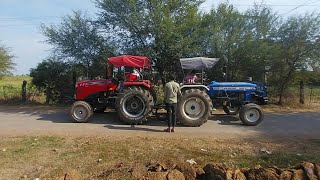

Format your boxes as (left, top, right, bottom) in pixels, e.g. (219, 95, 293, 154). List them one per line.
(239, 103, 264, 126)
(70, 101, 93, 123)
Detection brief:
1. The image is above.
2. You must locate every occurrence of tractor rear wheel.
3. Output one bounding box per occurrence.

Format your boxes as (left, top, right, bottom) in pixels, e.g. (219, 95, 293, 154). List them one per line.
(223, 105, 240, 115)
(177, 89, 212, 127)
(115, 86, 154, 125)
(239, 103, 264, 126)
(70, 101, 93, 123)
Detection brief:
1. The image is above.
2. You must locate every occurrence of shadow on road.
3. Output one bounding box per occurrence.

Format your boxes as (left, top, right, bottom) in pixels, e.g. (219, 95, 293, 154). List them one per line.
(209, 114, 244, 126)
(37, 111, 121, 124)
(104, 124, 164, 132)
(0, 105, 168, 127)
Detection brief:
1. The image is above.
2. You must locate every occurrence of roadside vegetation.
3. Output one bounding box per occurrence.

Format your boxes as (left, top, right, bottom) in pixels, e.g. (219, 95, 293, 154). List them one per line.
(1, 75, 320, 108)
(0, 44, 14, 78)
(0, 76, 45, 104)
(1, 1, 320, 105)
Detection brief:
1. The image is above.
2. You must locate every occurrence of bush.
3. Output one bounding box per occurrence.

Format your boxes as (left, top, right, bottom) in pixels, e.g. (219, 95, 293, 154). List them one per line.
(30, 59, 73, 104)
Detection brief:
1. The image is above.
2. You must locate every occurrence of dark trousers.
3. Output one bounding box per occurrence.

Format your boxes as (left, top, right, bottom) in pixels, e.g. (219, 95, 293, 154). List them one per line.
(166, 103, 177, 128)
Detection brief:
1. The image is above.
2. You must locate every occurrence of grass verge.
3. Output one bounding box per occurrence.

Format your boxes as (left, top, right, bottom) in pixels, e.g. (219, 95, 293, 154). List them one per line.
(0, 136, 319, 179)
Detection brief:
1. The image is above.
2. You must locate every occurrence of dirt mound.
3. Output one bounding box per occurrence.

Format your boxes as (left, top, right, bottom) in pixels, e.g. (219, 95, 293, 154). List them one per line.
(95, 161, 320, 180)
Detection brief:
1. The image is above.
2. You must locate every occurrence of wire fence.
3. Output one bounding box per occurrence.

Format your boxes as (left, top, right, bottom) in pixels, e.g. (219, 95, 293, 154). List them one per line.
(267, 85, 320, 105)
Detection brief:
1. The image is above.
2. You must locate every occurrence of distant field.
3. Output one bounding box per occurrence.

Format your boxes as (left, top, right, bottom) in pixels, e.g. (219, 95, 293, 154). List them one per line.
(0, 76, 31, 87)
(0, 76, 45, 103)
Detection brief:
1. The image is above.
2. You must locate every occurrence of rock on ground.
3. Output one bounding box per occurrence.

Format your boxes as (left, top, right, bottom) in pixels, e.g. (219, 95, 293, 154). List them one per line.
(167, 169, 185, 180)
(176, 162, 197, 180)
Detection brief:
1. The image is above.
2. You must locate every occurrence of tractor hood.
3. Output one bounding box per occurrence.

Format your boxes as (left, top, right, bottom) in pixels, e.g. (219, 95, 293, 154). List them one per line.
(180, 57, 220, 70)
(107, 55, 151, 69)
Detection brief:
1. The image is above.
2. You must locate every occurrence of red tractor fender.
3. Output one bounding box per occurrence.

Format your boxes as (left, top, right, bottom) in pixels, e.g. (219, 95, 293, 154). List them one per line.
(123, 80, 152, 90)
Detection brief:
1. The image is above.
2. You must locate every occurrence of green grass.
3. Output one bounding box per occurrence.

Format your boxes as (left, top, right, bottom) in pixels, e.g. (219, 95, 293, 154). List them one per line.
(0, 76, 30, 99)
(0, 76, 45, 103)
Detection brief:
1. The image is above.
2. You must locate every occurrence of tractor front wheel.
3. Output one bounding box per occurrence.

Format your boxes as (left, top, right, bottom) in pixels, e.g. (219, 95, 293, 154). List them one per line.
(239, 103, 264, 126)
(177, 89, 212, 127)
(69, 101, 93, 123)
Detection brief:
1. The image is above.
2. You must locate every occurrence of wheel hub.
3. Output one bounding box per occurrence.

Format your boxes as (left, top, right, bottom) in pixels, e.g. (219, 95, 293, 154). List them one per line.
(73, 106, 87, 120)
(122, 95, 146, 118)
(131, 102, 138, 109)
(183, 97, 205, 121)
(245, 109, 260, 122)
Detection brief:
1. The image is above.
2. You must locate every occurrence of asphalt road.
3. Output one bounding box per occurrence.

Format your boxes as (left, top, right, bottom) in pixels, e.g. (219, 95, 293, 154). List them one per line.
(0, 105, 319, 138)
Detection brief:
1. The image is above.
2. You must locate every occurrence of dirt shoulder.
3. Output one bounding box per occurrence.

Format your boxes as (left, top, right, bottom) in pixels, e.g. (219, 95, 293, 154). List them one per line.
(0, 135, 319, 179)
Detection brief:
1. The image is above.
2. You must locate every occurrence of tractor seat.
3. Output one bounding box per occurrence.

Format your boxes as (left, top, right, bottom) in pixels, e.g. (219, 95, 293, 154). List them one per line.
(126, 73, 140, 81)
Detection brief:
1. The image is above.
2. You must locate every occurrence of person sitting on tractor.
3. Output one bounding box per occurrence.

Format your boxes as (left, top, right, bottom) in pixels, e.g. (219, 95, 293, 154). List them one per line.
(184, 70, 198, 84)
(125, 67, 140, 81)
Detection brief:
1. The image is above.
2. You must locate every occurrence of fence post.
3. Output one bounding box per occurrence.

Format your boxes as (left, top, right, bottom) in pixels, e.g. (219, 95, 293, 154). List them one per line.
(22, 80, 27, 102)
(299, 80, 304, 104)
(310, 86, 313, 104)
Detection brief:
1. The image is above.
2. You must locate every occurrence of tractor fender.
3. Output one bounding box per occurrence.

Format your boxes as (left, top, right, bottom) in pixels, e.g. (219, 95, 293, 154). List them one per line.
(180, 84, 209, 92)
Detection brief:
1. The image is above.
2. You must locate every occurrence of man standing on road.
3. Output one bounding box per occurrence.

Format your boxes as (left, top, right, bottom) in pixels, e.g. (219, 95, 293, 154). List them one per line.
(164, 74, 181, 133)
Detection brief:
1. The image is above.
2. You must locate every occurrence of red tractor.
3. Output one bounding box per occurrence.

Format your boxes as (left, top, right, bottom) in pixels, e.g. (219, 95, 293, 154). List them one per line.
(70, 55, 155, 124)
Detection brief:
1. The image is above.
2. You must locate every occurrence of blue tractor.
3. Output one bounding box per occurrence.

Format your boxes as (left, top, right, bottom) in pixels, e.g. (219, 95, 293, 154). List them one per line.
(176, 57, 267, 126)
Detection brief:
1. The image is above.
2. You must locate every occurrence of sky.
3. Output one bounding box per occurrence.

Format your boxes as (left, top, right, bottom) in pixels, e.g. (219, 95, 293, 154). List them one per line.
(0, 0, 320, 75)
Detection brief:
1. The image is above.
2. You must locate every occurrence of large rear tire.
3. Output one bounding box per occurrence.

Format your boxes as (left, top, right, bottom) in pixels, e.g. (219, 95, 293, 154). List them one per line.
(239, 103, 264, 126)
(177, 89, 212, 127)
(69, 101, 93, 123)
(115, 86, 154, 125)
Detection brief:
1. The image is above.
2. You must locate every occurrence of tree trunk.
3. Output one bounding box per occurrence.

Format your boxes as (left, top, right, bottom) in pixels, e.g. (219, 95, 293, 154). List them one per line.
(278, 85, 284, 105)
(157, 65, 166, 86)
(46, 87, 51, 104)
(299, 80, 304, 104)
(72, 71, 77, 95)
(278, 67, 295, 105)
(86, 59, 90, 79)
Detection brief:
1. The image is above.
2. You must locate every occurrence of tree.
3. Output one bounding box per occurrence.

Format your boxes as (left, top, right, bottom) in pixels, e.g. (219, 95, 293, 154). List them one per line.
(268, 13, 320, 104)
(199, 4, 278, 82)
(30, 59, 72, 103)
(96, 0, 204, 84)
(41, 11, 114, 79)
(0, 44, 15, 78)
